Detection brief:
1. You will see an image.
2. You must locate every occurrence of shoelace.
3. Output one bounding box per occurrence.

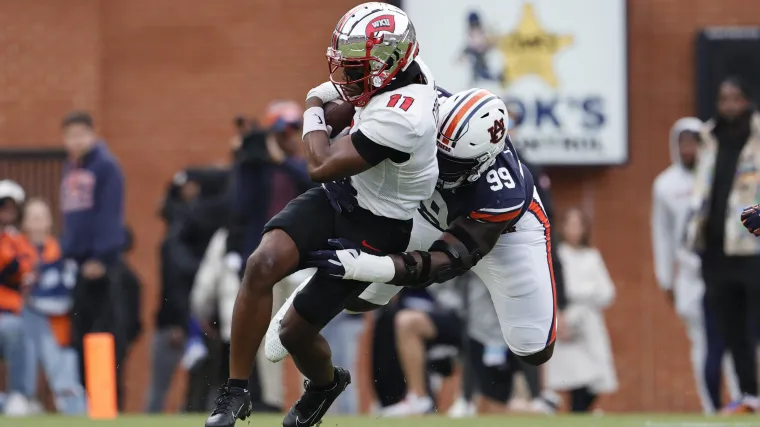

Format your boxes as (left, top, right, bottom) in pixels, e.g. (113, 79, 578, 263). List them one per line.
(211, 386, 235, 415)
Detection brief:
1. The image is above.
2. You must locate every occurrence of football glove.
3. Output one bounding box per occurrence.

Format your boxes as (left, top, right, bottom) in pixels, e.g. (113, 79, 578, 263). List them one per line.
(306, 238, 395, 283)
(741, 204, 760, 236)
(322, 178, 358, 213)
(306, 238, 362, 279)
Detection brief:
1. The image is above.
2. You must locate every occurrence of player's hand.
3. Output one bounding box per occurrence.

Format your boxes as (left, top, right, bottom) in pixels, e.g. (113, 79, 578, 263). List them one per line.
(306, 238, 363, 279)
(307, 238, 396, 283)
(82, 260, 106, 280)
(306, 81, 340, 105)
(323, 178, 358, 213)
(741, 204, 760, 236)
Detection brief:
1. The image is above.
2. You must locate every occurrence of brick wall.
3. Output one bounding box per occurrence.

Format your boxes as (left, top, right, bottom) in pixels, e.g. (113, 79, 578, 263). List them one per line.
(1, 0, 758, 413)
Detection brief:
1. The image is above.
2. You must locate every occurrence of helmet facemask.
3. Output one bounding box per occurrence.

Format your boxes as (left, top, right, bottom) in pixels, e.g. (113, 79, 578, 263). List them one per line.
(436, 150, 495, 190)
(327, 40, 401, 107)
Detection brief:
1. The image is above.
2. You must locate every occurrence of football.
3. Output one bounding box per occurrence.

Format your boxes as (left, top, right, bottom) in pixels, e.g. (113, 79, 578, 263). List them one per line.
(324, 100, 355, 138)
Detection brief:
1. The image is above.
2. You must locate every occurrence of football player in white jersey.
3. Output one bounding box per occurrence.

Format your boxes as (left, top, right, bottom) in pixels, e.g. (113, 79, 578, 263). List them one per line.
(265, 88, 557, 414)
(205, 3, 439, 427)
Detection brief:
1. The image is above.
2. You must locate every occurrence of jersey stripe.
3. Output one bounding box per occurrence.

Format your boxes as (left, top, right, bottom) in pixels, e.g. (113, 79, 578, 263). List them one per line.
(478, 201, 524, 213)
(469, 209, 521, 223)
(527, 200, 557, 346)
(452, 94, 499, 141)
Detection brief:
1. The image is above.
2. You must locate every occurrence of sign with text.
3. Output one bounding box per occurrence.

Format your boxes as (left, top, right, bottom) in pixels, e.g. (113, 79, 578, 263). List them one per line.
(404, 0, 628, 165)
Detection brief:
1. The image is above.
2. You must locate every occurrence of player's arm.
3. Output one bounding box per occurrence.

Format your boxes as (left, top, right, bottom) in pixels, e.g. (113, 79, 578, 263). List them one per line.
(302, 98, 410, 182)
(385, 216, 507, 286)
(307, 215, 509, 287)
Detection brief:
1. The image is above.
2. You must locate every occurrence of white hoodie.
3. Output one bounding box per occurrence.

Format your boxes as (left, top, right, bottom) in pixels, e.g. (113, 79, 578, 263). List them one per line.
(191, 228, 239, 342)
(651, 117, 704, 319)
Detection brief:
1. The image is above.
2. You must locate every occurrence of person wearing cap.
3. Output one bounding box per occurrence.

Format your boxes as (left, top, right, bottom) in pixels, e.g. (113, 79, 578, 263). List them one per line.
(0, 180, 35, 415)
(687, 76, 760, 413)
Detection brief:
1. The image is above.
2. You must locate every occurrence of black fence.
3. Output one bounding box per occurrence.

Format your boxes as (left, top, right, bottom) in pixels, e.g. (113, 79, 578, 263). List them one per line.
(0, 148, 67, 233)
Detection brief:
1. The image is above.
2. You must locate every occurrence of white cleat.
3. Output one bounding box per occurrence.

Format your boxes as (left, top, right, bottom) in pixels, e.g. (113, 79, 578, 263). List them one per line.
(4, 392, 30, 417)
(447, 397, 476, 418)
(381, 394, 433, 418)
(264, 276, 312, 362)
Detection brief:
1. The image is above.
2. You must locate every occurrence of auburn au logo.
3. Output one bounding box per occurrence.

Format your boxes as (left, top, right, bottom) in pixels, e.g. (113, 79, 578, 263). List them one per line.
(365, 15, 396, 36)
(488, 118, 506, 144)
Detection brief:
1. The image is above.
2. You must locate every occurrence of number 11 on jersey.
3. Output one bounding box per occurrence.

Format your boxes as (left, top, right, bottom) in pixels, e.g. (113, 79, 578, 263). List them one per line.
(387, 94, 415, 111)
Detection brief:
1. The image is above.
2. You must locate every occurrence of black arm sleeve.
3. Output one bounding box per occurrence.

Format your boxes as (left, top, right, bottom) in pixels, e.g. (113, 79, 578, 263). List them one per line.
(351, 130, 411, 166)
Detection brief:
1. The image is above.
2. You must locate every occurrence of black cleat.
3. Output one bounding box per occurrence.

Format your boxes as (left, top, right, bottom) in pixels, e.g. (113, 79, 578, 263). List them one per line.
(283, 367, 352, 427)
(205, 385, 252, 427)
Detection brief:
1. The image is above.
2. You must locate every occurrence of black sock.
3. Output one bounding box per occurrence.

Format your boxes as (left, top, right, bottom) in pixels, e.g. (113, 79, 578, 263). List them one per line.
(309, 368, 339, 391)
(228, 379, 249, 390)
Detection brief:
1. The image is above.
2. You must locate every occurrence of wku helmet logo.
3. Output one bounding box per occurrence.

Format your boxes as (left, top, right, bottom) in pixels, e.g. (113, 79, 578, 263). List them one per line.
(487, 118, 506, 144)
(365, 15, 396, 36)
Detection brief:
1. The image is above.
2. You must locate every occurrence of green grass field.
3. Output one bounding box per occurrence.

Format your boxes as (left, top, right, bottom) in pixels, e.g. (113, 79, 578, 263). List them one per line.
(4, 415, 760, 427)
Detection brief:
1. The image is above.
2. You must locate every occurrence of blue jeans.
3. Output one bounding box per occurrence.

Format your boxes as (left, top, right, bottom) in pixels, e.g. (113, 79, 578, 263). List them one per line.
(321, 313, 365, 414)
(0, 312, 26, 395)
(22, 308, 86, 414)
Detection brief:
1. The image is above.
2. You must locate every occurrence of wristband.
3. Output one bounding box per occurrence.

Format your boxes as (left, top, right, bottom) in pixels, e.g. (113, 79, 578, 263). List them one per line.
(344, 252, 396, 283)
(302, 107, 328, 138)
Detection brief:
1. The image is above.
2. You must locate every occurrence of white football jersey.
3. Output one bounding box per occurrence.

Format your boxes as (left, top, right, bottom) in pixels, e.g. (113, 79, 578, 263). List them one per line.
(348, 58, 439, 220)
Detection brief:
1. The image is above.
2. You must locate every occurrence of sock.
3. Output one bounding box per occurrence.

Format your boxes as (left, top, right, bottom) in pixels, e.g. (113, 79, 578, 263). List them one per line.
(228, 379, 248, 390)
(309, 368, 339, 391)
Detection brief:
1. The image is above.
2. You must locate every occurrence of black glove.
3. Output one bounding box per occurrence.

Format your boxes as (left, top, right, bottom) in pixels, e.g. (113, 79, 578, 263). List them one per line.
(323, 178, 358, 213)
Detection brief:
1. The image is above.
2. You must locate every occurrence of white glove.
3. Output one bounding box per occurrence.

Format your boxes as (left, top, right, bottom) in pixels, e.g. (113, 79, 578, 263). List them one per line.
(306, 81, 341, 104)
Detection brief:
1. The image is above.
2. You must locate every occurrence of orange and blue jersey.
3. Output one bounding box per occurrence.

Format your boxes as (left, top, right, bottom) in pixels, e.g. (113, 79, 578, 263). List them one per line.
(25, 236, 76, 346)
(0, 227, 37, 314)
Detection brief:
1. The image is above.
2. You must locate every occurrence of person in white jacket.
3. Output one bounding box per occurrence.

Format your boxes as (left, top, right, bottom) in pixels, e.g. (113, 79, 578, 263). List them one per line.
(191, 228, 313, 410)
(651, 117, 739, 413)
(544, 208, 617, 412)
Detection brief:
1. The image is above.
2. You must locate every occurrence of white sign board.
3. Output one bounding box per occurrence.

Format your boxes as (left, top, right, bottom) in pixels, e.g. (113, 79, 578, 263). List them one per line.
(404, 0, 628, 165)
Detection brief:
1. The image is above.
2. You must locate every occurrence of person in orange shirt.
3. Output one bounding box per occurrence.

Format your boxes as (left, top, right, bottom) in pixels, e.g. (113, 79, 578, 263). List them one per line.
(0, 179, 34, 416)
(21, 198, 86, 415)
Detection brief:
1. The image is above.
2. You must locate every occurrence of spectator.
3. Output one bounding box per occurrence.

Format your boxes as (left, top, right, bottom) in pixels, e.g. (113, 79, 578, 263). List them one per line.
(117, 227, 143, 353)
(20, 198, 86, 415)
(59, 110, 128, 405)
(0, 180, 33, 416)
(379, 279, 465, 417)
(147, 168, 229, 413)
(652, 117, 740, 413)
(191, 227, 281, 412)
(544, 208, 617, 412)
(687, 77, 760, 413)
(370, 287, 457, 413)
(147, 171, 200, 414)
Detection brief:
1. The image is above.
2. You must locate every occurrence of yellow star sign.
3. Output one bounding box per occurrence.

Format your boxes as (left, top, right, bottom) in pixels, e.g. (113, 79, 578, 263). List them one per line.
(498, 3, 573, 88)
